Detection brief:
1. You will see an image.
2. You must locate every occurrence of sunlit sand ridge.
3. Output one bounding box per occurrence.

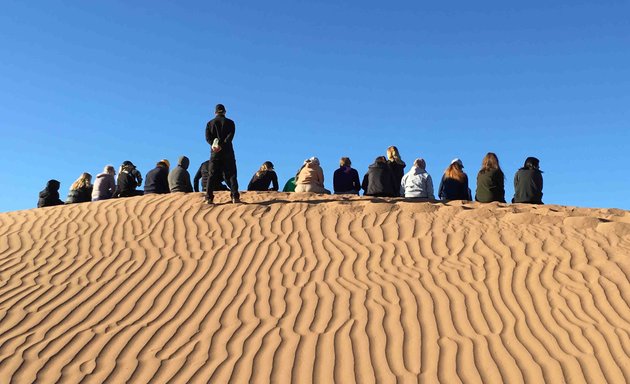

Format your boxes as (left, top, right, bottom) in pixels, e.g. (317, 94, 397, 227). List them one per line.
(1, 192, 630, 383)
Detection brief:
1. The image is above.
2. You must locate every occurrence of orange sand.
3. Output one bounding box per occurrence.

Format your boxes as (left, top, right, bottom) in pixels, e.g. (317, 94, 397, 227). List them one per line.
(1, 192, 630, 383)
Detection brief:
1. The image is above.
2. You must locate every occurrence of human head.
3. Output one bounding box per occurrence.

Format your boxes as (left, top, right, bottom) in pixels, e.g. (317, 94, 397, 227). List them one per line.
(387, 146, 403, 163)
(445, 161, 465, 181)
(339, 157, 351, 167)
(178, 156, 190, 170)
(524, 157, 540, 170)
(481, 152, 501, 172)
(215, 103, 226, 115)
(375, 156, 387, 164)
(157, 159, 170, 169)
(104, 165, 116, 175)
(308, 157, 320, 166)
(450, 158, 464, 169)
(262, 161, 274, 170)
(413, 158, 426, 170)
(46, 179, 61, 191)
(122, 160, 135, 171)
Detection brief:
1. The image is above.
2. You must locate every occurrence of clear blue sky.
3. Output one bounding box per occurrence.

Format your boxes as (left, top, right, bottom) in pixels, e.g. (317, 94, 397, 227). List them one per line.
(1, 0, 628, 212)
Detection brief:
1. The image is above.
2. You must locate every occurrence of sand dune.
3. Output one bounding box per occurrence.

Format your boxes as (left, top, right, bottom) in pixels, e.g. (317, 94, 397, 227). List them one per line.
(1, 192, 630, 383)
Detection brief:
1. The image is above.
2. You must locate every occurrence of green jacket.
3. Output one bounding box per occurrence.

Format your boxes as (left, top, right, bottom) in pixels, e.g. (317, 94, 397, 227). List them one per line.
(475, 169, 505, 203)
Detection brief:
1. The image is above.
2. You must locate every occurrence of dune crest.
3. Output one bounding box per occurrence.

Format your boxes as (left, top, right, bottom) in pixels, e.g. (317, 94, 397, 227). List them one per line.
(1, 192, 630, 383)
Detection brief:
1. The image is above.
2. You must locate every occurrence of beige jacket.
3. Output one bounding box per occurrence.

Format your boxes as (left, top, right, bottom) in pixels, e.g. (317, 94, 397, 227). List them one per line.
(297, 163, 324, 187)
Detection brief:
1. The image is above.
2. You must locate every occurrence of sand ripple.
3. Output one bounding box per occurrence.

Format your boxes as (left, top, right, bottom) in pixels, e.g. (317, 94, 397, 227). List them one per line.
(1, 193, 630, 383)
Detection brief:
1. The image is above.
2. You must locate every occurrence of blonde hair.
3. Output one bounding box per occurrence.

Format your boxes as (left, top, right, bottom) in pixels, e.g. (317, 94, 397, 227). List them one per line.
(70, 172, 92, 190)
(256, 161, 274, 177)
(387, 146, 404, 165)
(444, 162, 465, 182)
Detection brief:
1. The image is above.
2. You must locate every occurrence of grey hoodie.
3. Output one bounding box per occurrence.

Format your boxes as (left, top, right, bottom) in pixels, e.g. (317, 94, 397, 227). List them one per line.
(168, 156, 193, 193)
(400, 167, 435, 199)
(92, 172, 116, 200)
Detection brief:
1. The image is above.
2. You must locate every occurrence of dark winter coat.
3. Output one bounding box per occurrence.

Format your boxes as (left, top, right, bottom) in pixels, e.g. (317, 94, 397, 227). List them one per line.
(388, 160, 406, 197)
(168, 156, 193, 193)
(475, 169, 506, 203)
(513, 168, 544, 204)
(144, 166, 170, 194)
(114, 170, 142, 198)
(362, 162, 397, 197)
(66, 186, 93, 204)
(248, 170, 279, 191)
(333, 166, 361, 194)
(438, 174, 470, 201)
(205, 115, 236, 154)
(38, 180, 64, 208)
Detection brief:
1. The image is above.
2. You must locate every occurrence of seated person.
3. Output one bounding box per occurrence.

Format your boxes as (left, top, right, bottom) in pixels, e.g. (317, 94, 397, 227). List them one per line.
(438, 158, 471, 201)
(333, 157, 361, 194)
(400, 158, 435, 199)
(248, 161, 279, 191)
(114, 161, 144, 198)
(66, 173, 93, 204)
(295, 157, 330, 194)
(38, 179, 64, 208)
(144, 159, 171, 195)
(362, 156, 397, 197)
(513, 157, 544, 204)
(168, 156, 193, 193)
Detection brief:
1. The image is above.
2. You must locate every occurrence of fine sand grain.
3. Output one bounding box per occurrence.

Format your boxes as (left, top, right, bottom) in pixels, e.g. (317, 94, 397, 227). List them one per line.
(1, 192, 630, 383)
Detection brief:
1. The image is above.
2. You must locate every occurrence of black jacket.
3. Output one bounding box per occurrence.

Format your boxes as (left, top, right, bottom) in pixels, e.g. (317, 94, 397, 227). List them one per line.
(66, 186, 93, 204)
(168, 156, 193, 193)
(513, 168, 543, 204)
(38, 180, 64, 208)
(475, 169, 506, 203)
(193, 160, 230, 192)
(205, 115, 236, 154)
(333, 166, 361, 193)
(114, 170, 142, 197)
(144, 166, 170, 194)
(388, 160, 406, 197)
(248, 170, 279, 191)
(362, 162, 397, 197)
(438, 174, 470, 201)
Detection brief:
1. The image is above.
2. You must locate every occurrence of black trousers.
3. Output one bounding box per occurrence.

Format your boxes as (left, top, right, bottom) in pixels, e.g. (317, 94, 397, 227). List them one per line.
(205, 151, 239, 199)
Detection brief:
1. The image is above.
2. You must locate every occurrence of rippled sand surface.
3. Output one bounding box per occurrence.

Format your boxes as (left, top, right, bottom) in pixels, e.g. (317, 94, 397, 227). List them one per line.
(1, 192, 630, 383)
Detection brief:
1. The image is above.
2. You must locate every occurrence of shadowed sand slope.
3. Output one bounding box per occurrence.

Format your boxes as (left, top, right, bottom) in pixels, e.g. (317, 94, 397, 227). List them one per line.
(1, 192, 630, 383)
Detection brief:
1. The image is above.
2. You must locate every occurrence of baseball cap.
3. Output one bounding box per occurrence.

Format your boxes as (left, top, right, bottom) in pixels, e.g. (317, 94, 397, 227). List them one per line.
(215, 104, 226, 113)
(450, 158, 464, 168)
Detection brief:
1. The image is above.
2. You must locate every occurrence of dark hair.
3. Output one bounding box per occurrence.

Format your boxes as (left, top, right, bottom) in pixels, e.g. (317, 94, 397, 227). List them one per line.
(340, 157, 351, 167)
(523, 157, 540, 170)
(375, 156, 387, 164)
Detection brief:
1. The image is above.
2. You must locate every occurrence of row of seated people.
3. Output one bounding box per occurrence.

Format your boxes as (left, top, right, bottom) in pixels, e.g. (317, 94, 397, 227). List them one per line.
(284, 149, 543, 204)
(37, 149, 543, 208)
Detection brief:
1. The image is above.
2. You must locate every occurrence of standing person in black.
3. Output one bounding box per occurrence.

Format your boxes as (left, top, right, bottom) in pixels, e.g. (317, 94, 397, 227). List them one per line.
(144, 159, 171, 194)
(248, 161, 279, 191)
(362, 156, 398, 197)
(194, 160, 230, 192)
(386, 146, 406, 197)
(205, 104, 240, 204)
(513, 157, 544, 204)
(333, 157, 361, 194)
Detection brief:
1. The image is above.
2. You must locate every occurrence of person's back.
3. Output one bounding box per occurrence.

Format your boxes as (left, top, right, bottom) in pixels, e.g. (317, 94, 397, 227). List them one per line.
(67, 186, 93, 204)
(145, 160, 171, 194)
(387, 146, 406, 197)
(282, 177, 297, 192)
(438, 159, 470, 201)
(333, 157, 361, 194)
(38, 180, 64, 208)
(92, 166, 116, 201)
(401, 158, 434, 199)
(204, 104, 240, 204)
(193, 160, 209, 192)
(248, 161, 279, 191)
(114, 161, 143, 198)
(362, 157, 397, 197)
(475, 168, 505, 203)
(169, 156, 193, 193)
(248, 170, 279, 191)
(513, 157, 544, 204)
(295, 157, 330, 194)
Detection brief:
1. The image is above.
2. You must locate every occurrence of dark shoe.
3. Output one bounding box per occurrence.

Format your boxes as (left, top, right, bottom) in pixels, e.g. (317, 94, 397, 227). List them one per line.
(231, 196, 241, 204)
(205, 196, 214, 205)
